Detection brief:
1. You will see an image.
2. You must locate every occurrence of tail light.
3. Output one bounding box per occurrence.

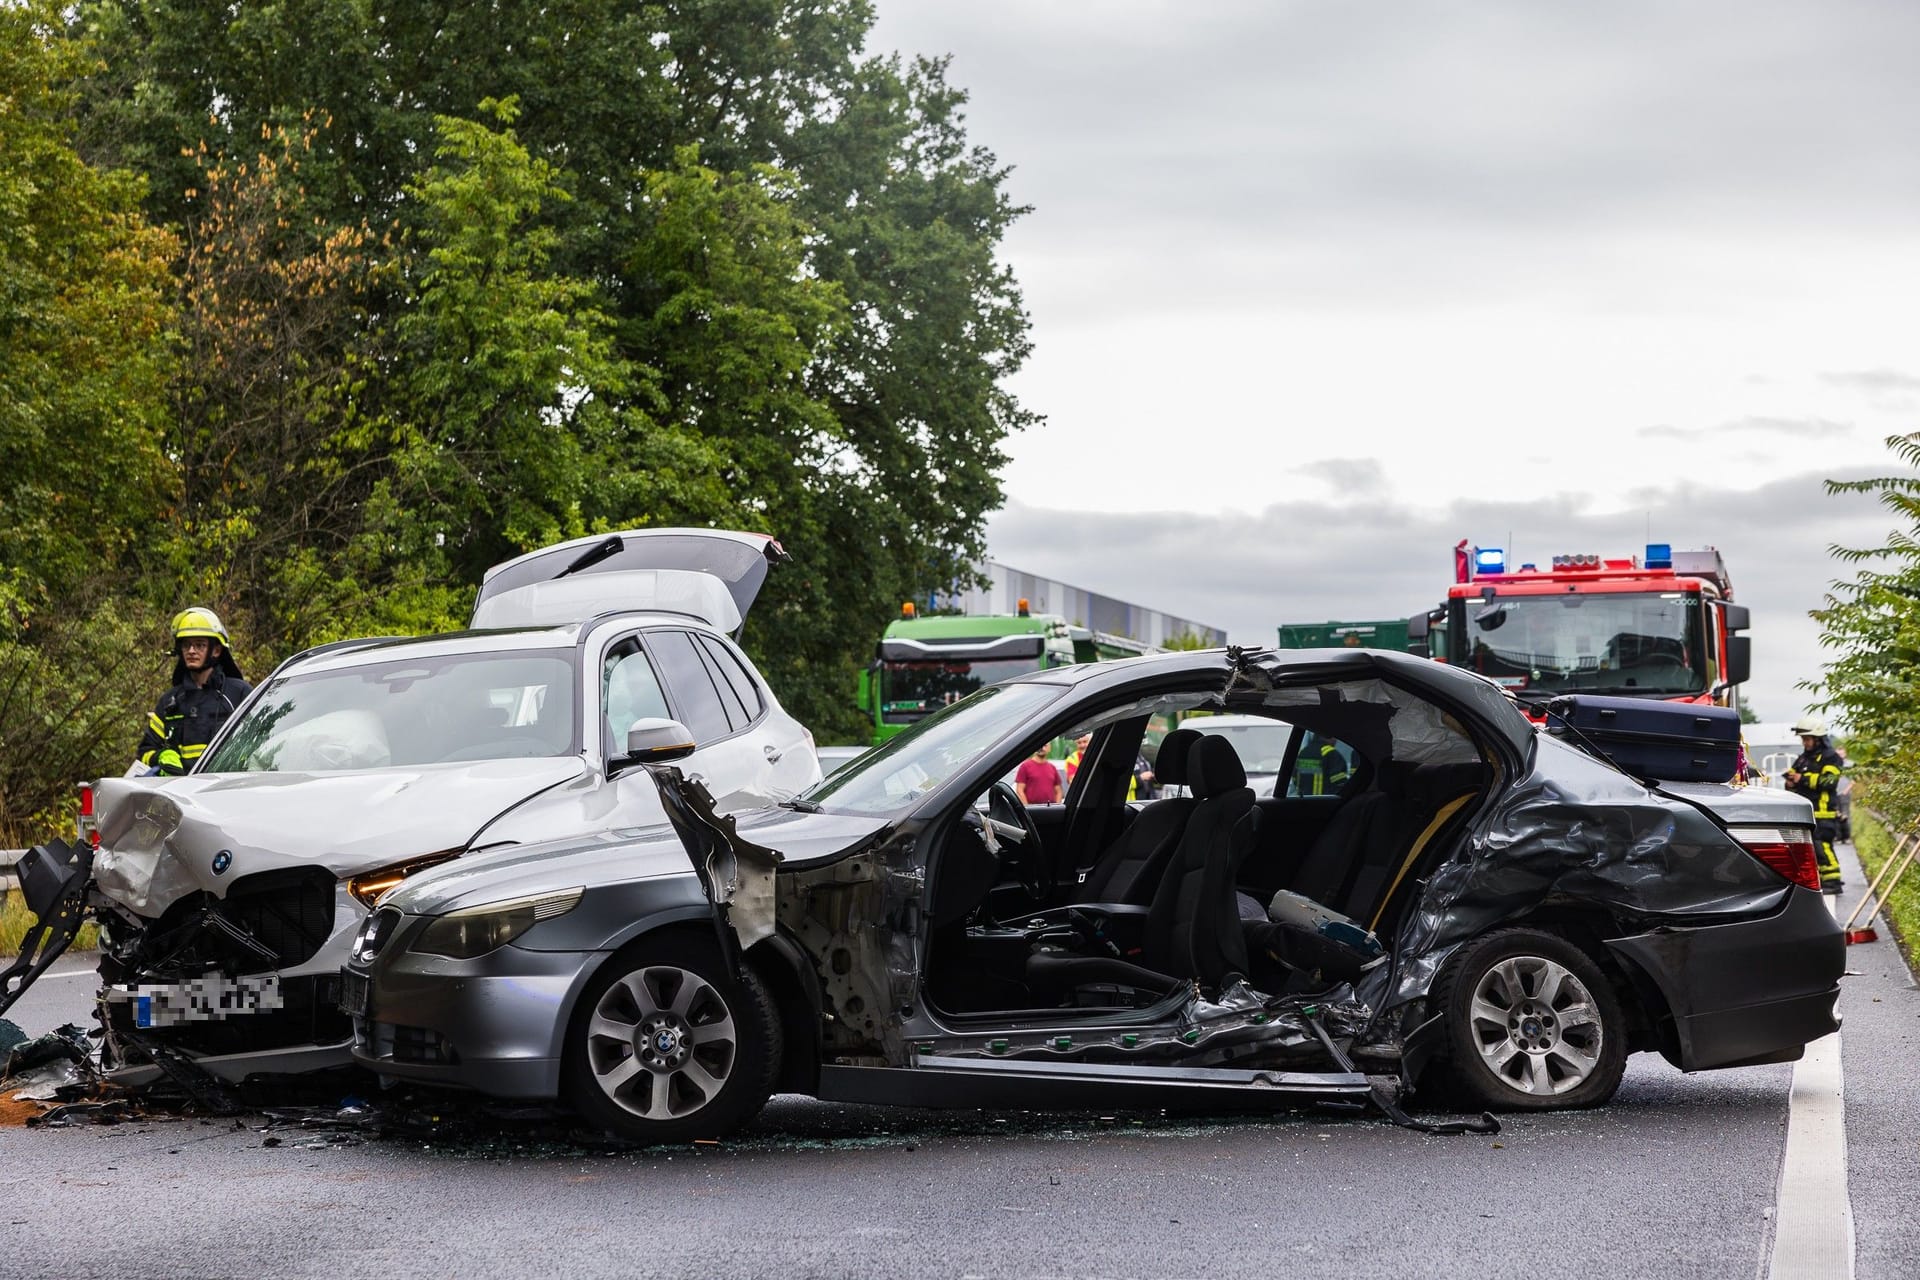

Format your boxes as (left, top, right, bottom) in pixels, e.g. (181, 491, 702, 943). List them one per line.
(76, 781, 99, 848)
(1734, 826, 1821, 891)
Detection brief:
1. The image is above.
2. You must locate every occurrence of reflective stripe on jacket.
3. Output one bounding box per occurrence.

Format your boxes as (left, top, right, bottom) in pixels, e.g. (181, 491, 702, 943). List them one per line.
(136, 670, 253, 775)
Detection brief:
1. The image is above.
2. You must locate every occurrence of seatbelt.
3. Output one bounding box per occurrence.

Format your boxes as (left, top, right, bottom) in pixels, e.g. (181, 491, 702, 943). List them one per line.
(1368, 793, 1474, 933)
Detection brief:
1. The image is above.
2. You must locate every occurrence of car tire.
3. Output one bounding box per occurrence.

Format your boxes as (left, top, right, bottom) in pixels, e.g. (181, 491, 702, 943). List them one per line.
(1427, 928, 1628, 1112)
(562, 935, 781, 1144)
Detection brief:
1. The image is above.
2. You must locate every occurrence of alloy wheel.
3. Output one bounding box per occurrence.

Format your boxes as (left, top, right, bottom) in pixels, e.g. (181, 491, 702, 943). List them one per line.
(1467, 954, 1604, 1096)
(585, 964, 739, 1121)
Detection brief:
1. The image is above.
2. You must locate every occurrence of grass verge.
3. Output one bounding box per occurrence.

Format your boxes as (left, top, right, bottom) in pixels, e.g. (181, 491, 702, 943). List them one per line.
(1852, 811, 1920, 977)
(0, 888, 99, 958)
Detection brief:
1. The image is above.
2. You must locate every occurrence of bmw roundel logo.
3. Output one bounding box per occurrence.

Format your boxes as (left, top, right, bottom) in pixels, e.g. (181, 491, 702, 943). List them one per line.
(211, 850, 233, 875)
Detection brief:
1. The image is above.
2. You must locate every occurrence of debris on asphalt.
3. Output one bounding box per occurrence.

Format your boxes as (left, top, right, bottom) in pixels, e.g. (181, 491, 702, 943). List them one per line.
(1, 1023, 99, 1115)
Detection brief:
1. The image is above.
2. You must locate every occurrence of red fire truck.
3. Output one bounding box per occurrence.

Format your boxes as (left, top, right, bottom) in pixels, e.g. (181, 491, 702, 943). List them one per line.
(1413, 540, 1752, 708)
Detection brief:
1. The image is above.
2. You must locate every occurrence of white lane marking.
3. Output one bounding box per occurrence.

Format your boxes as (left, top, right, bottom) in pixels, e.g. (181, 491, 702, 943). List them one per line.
(1767, 893, 1853, 1280)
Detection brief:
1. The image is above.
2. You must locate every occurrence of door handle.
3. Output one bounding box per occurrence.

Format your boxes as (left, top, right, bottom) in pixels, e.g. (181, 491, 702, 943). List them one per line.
(764, 744, 784, 762)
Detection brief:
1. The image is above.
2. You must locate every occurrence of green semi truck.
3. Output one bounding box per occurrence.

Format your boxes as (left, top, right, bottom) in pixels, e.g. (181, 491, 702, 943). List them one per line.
(1276, 619, 1424, 654)
(856, 604, 1164, 745)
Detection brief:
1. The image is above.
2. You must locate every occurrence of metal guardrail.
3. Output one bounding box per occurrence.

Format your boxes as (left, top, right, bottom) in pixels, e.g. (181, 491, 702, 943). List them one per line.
(2, 847, 23, 895)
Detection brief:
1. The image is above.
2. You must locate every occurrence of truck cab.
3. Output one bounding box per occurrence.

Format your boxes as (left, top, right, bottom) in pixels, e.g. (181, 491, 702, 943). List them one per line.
(1416, 543, 1751, 709)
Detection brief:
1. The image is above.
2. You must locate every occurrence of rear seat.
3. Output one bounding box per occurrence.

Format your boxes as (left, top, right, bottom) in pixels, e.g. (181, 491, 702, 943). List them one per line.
(1245, 759, 1490, 933)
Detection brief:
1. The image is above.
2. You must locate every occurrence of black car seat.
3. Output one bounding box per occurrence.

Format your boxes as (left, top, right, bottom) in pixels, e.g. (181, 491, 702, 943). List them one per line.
(1072, 728, 1201, 905)
(1244, 760, 1488, 986)
(1281, 764, 1409, 914)
(1356, 761, 1487, 930)
(1028, 734, 1259, 1001)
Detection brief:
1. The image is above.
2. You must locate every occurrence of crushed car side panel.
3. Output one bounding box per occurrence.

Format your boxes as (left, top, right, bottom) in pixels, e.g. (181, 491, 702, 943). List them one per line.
(1376, 734, 1798, 1017)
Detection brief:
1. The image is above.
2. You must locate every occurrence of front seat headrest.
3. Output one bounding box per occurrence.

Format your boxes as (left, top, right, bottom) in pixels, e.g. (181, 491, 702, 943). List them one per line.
(1190, 734, 1247, 798)
(1154, 728, 1201, 788)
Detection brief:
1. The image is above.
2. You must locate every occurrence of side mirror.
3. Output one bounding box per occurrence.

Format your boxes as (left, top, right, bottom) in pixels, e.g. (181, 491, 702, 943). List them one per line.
(1723, 635, 1752, 687)
(614, 717, 697, 771)
(1720, 603, 1751, 632)
(1407, 612, 1430, 641)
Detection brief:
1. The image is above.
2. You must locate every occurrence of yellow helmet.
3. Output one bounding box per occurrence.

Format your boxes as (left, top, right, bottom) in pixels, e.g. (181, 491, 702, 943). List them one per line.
(172, 606, 231, 648)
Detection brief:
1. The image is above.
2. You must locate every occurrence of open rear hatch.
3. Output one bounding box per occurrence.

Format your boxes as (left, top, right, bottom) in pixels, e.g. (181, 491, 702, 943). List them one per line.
(471, 528, 787, 635)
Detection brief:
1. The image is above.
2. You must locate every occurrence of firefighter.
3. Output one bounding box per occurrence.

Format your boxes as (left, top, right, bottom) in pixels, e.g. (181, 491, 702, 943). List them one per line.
(1294, 733, 1352, 796)
(1785, 715, 1845, 893)
(136, 607, 253, 775)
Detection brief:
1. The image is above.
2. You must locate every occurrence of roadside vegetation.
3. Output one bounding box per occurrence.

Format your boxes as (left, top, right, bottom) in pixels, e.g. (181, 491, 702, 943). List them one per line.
(0, 0, 1033, 844)
(1848, 813, 1920, 971)
(1813, 431, 1920, 974)
(1, 891, 98, 958)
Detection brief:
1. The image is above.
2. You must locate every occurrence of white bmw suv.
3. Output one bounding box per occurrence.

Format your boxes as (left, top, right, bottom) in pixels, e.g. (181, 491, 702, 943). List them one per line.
(69, 529, 820, 1086)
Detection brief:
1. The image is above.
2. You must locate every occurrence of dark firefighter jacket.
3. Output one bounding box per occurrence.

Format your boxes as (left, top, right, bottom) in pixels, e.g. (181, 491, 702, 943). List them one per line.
(136, 669, 253, 775)
(1788, 742, 1845, 824)
(1294, 737, 1353, 796)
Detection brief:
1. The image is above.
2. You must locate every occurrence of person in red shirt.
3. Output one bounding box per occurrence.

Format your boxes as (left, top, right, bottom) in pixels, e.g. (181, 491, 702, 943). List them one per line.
(1014, 745, 1063, 805)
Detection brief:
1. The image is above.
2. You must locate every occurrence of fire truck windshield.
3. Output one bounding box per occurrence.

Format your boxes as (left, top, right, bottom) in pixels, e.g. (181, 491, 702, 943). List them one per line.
(880, 658, 1046, 724)
(1456, 591, 1705, 696)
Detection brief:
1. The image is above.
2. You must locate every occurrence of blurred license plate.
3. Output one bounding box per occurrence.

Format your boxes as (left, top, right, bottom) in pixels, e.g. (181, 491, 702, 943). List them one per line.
(108, 973, 283, 1028)
(340, 971, 370, 1018)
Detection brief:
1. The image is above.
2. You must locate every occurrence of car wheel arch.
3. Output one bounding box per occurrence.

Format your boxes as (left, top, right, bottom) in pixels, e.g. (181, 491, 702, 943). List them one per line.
(1469, 911, 1673, 1058)
(1420, 922, 1634, 1110)
(557, 924, 783, 1141)
(747, 932, 823, 1096)
(554, 916, 814, 1092)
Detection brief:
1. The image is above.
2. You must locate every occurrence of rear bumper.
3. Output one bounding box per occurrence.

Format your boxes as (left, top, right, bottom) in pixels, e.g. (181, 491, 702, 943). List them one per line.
(1607, 886, 1843, 1071)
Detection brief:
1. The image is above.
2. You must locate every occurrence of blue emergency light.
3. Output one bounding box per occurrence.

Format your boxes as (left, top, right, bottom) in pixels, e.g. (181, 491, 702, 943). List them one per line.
(1645, 543, 1672, 569)
(1475, 547, 1506, 574)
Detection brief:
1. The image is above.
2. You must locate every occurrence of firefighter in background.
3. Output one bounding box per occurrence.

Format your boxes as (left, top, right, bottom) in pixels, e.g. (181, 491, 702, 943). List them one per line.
(136, 608, 252, 775)
(1785, 715, 1845, 893)
(1294, 732, 1352, 796)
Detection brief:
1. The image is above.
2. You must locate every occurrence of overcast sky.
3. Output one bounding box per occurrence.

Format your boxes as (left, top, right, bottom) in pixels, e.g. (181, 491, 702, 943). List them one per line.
(867, 0, 1920, 722)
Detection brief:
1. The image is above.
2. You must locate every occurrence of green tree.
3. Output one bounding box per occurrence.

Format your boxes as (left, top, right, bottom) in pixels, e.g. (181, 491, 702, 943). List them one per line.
(58, 0, 1034, 741)
(0, 1, 177, 612)
(1811, 432, 1920, 823)
(390, 99, 633, 584)
(0, 1, 179, 828)
(164, 121, 390, 653)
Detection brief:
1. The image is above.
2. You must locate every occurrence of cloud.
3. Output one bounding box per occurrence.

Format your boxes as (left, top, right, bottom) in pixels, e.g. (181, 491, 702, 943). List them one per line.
(1299, 458, 1387, 495)
(1638, 416, 1851, 441)
(986, 470, 1899, 723)
(1821, 369, 1920, 394)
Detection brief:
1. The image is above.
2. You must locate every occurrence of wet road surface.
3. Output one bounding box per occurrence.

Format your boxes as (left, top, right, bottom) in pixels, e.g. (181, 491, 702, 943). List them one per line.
(3, 845, 1915, 1280)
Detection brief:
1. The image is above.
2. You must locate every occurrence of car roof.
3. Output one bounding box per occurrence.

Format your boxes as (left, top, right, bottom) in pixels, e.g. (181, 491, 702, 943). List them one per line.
(1016, 647, 1532, 757)
(277, 612, 726, 677)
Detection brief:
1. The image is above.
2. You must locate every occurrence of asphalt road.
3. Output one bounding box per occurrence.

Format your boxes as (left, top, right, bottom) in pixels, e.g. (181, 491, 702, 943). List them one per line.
(3, 845, 1916, 1280)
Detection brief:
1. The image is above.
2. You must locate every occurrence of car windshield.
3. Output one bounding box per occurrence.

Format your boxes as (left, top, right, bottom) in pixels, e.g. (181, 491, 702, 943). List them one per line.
(803, 683, 1064, 814)
(879, 658, 1047, 724)
(1458, 591, 1706, 696)
(1191, 720, 1294, 774)
(202, 650, 579, 772)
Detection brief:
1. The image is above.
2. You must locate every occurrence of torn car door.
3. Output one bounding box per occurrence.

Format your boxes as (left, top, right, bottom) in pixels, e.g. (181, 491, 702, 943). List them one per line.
(645, 765, 783, 965)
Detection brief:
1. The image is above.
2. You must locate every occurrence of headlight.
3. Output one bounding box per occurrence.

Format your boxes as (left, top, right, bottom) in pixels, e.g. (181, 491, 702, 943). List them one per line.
(410, 887, 584, 960)
(346, 850, 462, 908)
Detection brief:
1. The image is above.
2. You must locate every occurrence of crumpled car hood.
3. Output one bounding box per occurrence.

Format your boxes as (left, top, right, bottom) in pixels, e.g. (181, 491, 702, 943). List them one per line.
(91, 759, 589, 917)
(384, 800, 892, 918)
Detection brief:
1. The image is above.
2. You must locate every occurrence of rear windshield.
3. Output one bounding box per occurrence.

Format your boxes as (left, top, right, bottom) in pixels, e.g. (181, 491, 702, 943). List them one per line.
(202, 650, 578, 772)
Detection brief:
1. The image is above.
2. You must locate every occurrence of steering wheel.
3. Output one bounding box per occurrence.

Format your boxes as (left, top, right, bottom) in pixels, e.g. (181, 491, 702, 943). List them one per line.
(985, 781, 1048, 901)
